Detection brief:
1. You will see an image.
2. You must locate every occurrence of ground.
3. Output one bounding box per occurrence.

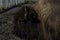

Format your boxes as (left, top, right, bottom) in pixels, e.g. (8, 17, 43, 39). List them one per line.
(0, 7, 24, 40)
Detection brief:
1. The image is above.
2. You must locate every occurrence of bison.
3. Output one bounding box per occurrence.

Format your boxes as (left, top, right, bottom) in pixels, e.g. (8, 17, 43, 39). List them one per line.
(12, 0, 60, 40)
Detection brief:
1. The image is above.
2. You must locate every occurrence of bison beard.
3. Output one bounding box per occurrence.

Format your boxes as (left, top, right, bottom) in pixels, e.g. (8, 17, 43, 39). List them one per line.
(12, 6, 41, 40)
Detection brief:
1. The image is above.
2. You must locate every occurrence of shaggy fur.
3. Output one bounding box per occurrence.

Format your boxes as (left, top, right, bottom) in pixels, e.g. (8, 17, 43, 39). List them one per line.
(32, 0, 60, 40)
(12, 0, 60, 40)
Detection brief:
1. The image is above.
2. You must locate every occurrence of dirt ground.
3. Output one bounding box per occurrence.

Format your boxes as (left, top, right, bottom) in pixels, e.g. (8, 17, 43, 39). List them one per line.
(0, 8, 24, 40)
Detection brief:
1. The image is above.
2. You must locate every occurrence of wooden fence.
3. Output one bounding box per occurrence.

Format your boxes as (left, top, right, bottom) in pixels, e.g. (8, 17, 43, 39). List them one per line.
(0, 0, 25, 9)
(0, 0, 37, 10)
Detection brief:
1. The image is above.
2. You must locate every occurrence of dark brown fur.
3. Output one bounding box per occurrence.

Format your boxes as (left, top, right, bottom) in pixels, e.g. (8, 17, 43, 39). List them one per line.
(12, 6, 41, 40)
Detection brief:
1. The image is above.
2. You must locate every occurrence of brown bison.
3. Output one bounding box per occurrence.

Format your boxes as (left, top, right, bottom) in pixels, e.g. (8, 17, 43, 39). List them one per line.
(12, 0, 60, 40)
